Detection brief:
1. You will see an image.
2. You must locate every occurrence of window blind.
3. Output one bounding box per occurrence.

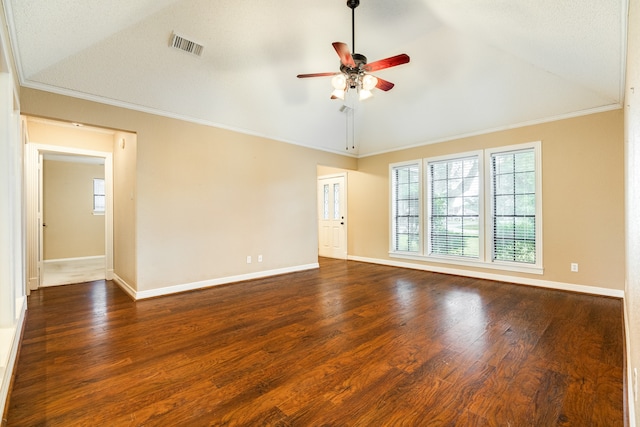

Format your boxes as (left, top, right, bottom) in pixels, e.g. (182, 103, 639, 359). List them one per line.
(428, 156, 480, 258)
(392, 164, 420, 252)
(491, 149, 536, 264)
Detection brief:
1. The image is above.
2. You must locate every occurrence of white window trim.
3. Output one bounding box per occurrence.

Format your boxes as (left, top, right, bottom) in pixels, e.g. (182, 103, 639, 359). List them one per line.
(389, 160, 423, 255)
(485, 141, 543, 272)
(389, 142, 543, 275)
(424, 150, 485, 263)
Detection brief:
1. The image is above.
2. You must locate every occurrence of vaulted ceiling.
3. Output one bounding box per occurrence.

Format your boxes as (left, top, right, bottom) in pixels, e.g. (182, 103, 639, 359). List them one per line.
(4, 0, 628, 156)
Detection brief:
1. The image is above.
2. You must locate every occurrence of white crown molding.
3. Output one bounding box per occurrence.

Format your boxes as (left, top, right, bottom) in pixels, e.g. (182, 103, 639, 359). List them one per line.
(19, 80, 359, 159)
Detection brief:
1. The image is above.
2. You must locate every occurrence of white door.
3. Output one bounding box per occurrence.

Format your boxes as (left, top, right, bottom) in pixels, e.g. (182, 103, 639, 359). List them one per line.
(318, 174, 347, 259)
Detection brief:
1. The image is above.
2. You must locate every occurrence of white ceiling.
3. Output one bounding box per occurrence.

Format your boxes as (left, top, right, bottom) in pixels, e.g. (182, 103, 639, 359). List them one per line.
(4, 0, 628, 157)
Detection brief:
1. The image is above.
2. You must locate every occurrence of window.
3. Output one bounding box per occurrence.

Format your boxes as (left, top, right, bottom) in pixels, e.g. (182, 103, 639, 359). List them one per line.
(323, 184, 329, 220)
(93, 178, 105, 214)
(427, 153, 482, 259)
(488, 146, 538, 265)
(334, 183, 340, 220)
(391, 162, 421, 252)
(390, 142, 542, 273)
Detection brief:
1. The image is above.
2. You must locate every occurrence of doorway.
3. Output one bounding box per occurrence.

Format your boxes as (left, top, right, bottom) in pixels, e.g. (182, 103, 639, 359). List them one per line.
(41, 153, 107, 286)
(317, 173, 347, 259)
(26, 142, 113, 291)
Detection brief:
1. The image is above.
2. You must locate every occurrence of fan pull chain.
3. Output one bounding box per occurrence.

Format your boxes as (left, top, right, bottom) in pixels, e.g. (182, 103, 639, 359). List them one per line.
(351, 109, 355, 150)
(345, 110, 349, 150)
(345, 107, 355, 150)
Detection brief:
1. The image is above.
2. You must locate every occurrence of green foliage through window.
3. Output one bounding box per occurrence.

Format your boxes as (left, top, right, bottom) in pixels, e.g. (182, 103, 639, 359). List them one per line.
(491, 150, 536, 264)
(392, 164, 420, 252)
(428, 156, 480, 258)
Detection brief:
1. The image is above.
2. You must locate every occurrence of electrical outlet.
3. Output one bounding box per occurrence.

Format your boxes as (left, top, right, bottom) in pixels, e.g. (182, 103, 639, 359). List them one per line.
(570, 263, 578, 272)
(246, 256, 252, 264)
(258, 255, 263, 263)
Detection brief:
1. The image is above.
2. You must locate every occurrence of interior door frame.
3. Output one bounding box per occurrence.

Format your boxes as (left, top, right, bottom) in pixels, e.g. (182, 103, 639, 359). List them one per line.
(26, 143, 113, 290)
(317, 172, 348, 260)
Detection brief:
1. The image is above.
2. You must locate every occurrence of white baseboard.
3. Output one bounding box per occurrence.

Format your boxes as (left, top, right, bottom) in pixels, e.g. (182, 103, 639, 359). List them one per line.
(347, 255, 625, 298)
(44, 255, 105, 263)
(112, 274, 137, 300)
(0, 296, 27, 417)
(113, 263, 320, 300)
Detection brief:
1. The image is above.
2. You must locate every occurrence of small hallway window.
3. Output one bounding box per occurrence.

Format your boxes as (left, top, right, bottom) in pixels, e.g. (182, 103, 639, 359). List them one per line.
(93, 178, 105, 214)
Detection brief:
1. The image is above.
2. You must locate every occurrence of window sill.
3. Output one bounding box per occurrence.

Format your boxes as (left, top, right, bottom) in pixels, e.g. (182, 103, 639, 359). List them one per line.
(389, 252, 544, 275)
(93, 211, 105, 216)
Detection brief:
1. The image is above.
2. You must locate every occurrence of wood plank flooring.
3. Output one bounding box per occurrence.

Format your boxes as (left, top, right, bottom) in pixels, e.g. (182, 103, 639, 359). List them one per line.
(6, 258, 625, 426)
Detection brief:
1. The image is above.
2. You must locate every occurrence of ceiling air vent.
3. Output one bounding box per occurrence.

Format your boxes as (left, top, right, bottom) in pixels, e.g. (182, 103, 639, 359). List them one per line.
(170, 32, 204, 57)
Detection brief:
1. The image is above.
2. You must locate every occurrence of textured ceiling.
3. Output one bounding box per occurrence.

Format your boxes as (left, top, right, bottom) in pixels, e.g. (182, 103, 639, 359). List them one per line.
(4, 0, 628, 156)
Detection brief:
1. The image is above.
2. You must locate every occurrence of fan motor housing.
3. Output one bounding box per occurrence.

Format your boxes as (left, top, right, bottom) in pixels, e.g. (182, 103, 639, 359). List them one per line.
(340, 53, 367, 74)
(340, 53, 367, 88)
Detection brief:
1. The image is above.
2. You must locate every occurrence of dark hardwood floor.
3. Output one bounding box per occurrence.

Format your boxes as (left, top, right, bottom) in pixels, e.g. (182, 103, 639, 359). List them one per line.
(6, 258, 625, 426)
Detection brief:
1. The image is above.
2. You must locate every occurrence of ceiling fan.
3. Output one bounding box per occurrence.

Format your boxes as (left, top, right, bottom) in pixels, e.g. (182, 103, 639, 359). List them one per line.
(297, 0, 410, 101)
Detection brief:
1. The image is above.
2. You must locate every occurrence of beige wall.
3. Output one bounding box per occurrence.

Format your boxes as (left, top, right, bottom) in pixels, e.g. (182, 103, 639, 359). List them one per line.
(26, 118, 114, 152)
(625, 0, 640, 422)
(43, 159, 105, 259)
(113, 131, 137, 288)
(317, 165, 351, 176)
(350, 109, 625, 291)
(20, 88, 357, 292)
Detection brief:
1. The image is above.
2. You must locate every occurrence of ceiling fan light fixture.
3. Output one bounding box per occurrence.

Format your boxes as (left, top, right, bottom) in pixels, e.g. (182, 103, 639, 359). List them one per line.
(361, 74, 378, 91)
(295, 0, 410, 150)
(332, 74, 347, 90)
(359, 89, 373, 101)
(331, 89, 346, 100)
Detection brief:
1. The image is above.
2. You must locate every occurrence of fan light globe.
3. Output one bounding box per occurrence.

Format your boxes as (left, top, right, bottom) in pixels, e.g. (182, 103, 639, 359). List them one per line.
(359, 90, 373, 101)
(332, 74, 347, 90)
(331, 89, 346, 100)
(361, 74, 378, 91)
